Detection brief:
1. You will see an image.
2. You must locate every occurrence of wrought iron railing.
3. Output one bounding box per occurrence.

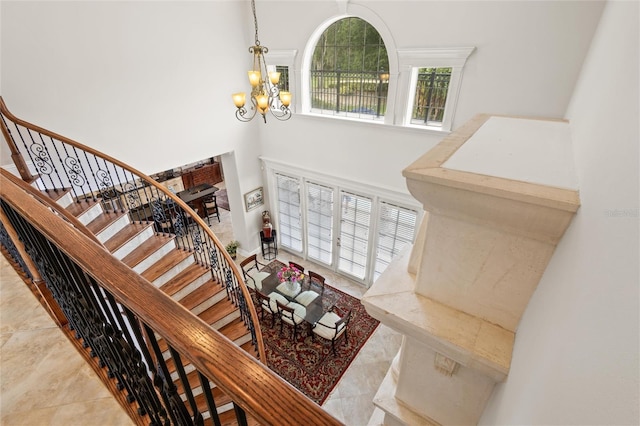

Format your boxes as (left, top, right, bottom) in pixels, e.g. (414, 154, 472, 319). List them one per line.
(310, 70, 389, 118)
(411, 67, 452, 125)
(0, 174, 341, 425)
(0, 97, 264, 361)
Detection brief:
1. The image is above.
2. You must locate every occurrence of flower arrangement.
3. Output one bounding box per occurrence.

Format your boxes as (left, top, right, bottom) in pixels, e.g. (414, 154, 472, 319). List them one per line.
(277, 265, 305, 283)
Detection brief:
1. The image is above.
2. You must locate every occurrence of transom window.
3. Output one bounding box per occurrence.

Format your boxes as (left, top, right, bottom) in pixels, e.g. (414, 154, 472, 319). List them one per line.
(310, 17, 390, 120)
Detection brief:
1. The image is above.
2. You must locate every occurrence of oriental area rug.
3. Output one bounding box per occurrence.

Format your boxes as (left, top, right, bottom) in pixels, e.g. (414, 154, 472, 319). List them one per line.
(258, 260, 380, 405)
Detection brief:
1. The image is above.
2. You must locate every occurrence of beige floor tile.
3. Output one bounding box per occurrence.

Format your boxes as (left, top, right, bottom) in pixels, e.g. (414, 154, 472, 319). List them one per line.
(0, 256, 133, 426)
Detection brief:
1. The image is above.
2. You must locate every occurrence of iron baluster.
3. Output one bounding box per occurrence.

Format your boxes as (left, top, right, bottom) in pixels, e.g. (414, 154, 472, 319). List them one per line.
(233, 403, 249, 426)
(168, 348, 203, 425)
(0, 221, 32, 280)
(198, 373, 223, 426)
(144, 323, 189, 426)
(46, 134, 83, 202)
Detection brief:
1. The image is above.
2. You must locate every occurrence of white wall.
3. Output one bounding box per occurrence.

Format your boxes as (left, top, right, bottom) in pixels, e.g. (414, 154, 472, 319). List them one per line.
(0, 0, 265, 249)
(257, 0, 605, 195)
(1, 1, 259, 174)
(480, 1, 639, 424)
(0, 1, 608, 253)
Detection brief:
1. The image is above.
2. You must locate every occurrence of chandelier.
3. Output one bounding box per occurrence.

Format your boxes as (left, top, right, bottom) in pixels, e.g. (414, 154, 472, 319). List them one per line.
(232, 0, 292, 123)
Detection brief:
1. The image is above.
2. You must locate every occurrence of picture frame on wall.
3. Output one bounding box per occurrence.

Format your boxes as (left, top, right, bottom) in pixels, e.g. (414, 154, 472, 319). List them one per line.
(244, 187, 264, 212)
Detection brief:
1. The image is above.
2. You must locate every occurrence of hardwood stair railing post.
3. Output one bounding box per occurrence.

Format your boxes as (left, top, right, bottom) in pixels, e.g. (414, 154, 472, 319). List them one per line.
(0, 98, 38, 183)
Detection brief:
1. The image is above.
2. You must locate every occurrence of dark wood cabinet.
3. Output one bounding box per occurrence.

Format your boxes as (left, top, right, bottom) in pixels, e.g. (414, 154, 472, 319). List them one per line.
(181, 163, 222, 189)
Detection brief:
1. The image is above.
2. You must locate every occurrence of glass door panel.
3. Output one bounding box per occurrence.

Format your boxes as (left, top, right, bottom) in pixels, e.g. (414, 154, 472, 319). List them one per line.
(374, 202, 418, 281)
(276, 174, 302, 252)
(337, 191, 372, 281)
(306, 182, 334, 266)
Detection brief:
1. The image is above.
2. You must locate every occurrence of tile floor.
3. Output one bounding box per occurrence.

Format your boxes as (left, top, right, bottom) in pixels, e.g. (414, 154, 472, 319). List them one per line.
(0, 190, 402, 425)
(0, 255, 134, 425)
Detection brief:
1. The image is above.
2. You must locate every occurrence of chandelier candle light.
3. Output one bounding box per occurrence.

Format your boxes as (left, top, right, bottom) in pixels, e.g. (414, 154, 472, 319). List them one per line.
(232, 0, 292, 123)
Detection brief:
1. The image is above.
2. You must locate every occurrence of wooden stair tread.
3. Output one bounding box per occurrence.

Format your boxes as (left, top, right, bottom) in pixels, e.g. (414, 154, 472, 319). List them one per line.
(65, 198, 99, 217)
(85, 209, 128, 234)
(218, 318, 251, 343)
(120, 233, 175, 267)
(217, 409, 262, 426)
(198, 301, 238, 327)
(141, 249, 193, 283)
(240, 340, 259, 359)
(159, 263, 210, 297)
(39, 187, 71, 202)
(104, 222, 156, 253)
(178, 280, 223, 311)
(175, 371, 231, 406)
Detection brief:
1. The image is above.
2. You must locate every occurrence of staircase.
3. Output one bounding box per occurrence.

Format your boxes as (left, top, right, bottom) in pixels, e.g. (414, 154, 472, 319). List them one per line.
(42, 185, 258, 423)
(0, 97, 347, 426)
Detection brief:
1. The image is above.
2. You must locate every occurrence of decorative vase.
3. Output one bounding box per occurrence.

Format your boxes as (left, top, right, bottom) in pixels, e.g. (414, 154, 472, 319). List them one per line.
(281, 279, 300, 296)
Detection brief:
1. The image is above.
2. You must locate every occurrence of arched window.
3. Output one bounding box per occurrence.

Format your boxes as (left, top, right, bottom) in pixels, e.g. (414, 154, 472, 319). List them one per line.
(309, 17, 390, 121)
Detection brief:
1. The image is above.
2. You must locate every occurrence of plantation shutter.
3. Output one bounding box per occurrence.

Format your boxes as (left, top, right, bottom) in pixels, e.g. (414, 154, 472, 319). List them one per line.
(276, 174, 302, 252)
(374, 202, 418, 281)
(338, 191, 372, 280)
(306, 182, 334, 265)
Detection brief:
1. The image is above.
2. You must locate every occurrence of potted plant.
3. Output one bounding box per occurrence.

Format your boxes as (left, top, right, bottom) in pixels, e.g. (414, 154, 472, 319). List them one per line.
(225, 240, 240, 259)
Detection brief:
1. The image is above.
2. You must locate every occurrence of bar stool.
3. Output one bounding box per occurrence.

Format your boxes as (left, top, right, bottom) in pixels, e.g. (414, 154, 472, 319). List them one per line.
(260, 229, 278, 261)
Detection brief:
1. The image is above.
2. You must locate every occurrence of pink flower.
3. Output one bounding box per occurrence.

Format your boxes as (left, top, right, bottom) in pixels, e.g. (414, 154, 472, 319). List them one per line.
(277, 265, 305, 283)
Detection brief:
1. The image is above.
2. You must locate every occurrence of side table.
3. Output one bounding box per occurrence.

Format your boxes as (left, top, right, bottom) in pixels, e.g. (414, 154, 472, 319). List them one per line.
(260, 229, 278, 261)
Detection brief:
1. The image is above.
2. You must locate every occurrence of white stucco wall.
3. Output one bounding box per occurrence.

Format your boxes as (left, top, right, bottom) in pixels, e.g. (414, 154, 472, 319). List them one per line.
(480, 1, 639, 424)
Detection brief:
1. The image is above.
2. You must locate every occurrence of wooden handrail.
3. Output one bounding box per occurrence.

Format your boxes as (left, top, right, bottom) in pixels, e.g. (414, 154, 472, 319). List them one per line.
(0, 168, 103, 247)
(0, 96, 265, 362)
(1, 172, 342, 426)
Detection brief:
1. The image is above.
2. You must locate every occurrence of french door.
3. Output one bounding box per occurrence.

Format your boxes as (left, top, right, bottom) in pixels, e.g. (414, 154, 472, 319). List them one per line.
(273, 171, 419, 286)
(305, 185, 374, 282)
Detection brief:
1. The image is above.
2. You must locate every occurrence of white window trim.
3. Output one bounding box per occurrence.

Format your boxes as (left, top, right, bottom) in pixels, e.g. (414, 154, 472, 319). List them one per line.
(300, 3, 474, 132)
(301, 4, 399, 126)
(395, 47, 476, 131)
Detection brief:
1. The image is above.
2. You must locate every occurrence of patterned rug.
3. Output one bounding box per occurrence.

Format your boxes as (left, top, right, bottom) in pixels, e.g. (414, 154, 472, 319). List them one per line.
(258, 261, 379, 405)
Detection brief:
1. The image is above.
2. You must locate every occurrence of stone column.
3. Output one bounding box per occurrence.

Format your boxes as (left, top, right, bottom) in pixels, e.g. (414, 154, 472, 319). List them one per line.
(363, 114, 580, 425)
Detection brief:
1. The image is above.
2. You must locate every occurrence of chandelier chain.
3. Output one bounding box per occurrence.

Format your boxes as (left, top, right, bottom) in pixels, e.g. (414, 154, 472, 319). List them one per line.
(251, 0, 260, 46)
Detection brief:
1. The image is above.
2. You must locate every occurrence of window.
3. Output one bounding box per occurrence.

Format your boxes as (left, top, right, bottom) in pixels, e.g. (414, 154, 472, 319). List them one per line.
(338, 191, 372, 280)
(310, 17, 390, 120)
(276, 65, 290, 92)
(306, 182, 334, 265)
(399, 47, 475, 131)
(266, 160, 422, 287)
(266, 49, 297, 112)
(374, 202, 418, 281)
(410, 67, 452, 126)
(275, 174, 302, 252)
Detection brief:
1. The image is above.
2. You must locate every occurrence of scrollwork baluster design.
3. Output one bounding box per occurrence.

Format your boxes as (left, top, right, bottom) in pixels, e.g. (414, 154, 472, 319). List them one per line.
(0, 221, 32, 280)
